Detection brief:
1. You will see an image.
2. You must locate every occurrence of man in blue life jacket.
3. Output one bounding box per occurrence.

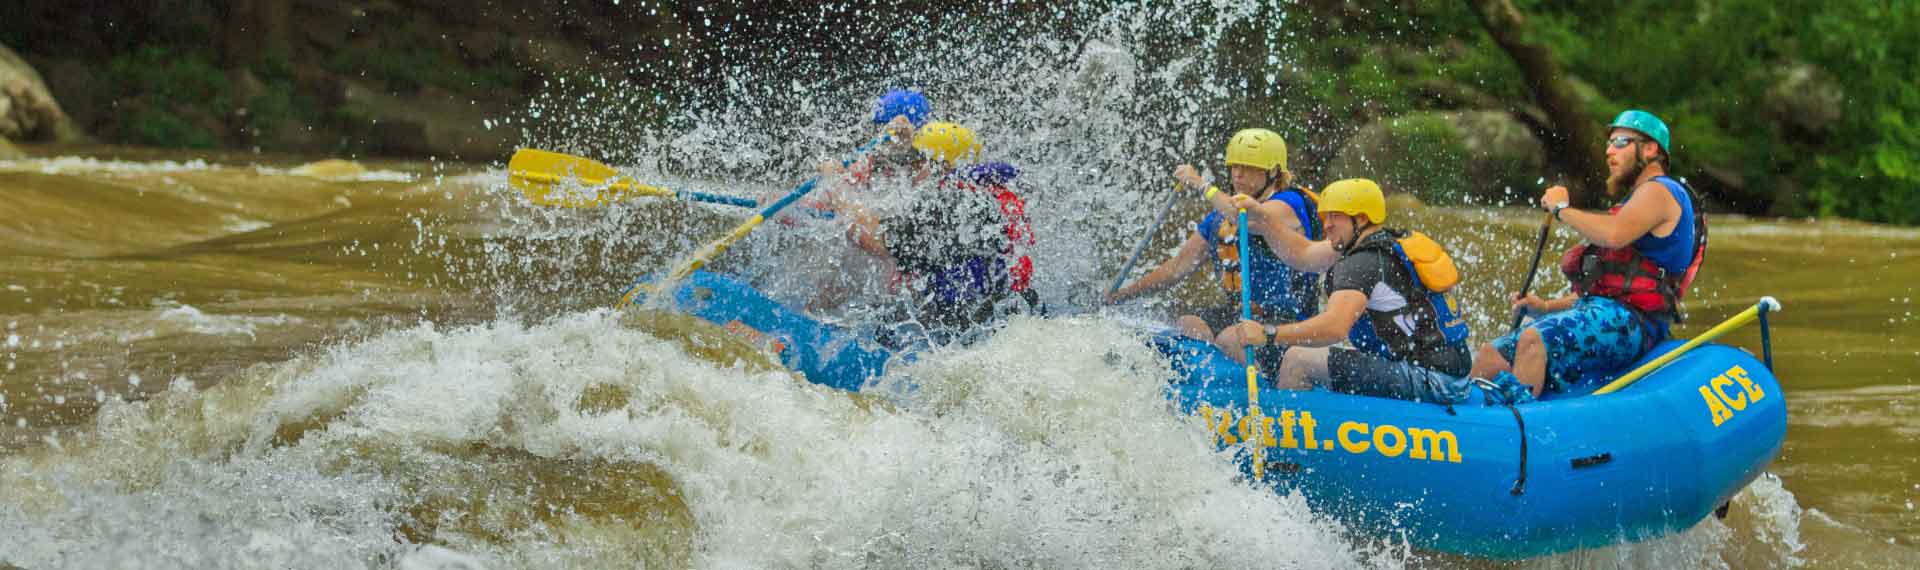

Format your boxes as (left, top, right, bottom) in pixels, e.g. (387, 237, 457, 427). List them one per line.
(1106, 129, 1323, 358)
(1467, 110, 1706, 401)
(783, 88, 933, 312)
(825, 122, 1039, 347)
(804, 88, 932, 204)
(1230, 179, 1488, 403)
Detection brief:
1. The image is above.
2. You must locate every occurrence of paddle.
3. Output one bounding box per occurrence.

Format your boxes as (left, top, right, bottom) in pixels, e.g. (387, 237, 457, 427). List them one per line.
(1509, 179, 1560, 332)
(618, 132, 893, 309)
(1105, 181, 1183, 299)
(507, 148, 759, 208)
(1509, 211, 1556, 331)
(1591, 297, 1781, 395)
(1237, 207, 1268, 480)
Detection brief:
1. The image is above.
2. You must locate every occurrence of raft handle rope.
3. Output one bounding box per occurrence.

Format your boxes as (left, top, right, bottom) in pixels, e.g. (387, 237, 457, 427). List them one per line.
(1506, 402, 1527, 496)
(1468, 375, 1528, 495)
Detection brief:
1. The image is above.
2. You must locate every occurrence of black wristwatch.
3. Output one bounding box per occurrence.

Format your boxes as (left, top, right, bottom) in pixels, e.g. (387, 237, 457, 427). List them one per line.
(1264, 324, 1279, 345)
(1551, 204, 1570, 222)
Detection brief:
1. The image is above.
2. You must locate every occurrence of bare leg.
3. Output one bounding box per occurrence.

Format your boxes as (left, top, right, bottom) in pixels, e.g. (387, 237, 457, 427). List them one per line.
(1176, 315, 1213, 342)
(1469, 342, 1513, 380)
(1512, 328, 1548, 396)
(1275, 346, 1330, 390)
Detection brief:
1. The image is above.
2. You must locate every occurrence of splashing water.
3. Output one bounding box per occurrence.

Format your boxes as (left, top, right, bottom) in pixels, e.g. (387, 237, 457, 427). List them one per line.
(3, 1, 1915, 568)
(2, 312, 1406, 568)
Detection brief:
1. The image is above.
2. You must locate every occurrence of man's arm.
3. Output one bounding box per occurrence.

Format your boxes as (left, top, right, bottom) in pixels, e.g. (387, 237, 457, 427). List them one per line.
(1109, 233, 1209, 303)
(1240, 289, 1367, 348)
(834, 196, 889, 256)
(1233, 194, 1338, 272)
(1549, 181, 1680, 248)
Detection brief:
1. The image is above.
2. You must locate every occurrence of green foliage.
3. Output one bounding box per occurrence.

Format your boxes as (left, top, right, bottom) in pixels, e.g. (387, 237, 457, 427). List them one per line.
(1508, 0, 1919, 224)
(325, 45, 445, 94)
(97, 45, 314, 148)
(1383, 114, 1472, 204)
(1800, 1, 1920, 225)
(104, 46, 229, 148)
(124, 107, 219, 149)
(321, 17, 523, 96)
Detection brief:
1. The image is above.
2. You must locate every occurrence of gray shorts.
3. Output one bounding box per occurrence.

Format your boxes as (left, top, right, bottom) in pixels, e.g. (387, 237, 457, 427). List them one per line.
(1326, 347, 1476, 404)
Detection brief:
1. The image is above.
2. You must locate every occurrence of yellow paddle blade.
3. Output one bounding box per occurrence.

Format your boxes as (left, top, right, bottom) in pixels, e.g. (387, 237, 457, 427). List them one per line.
(506, 148, 671, 208)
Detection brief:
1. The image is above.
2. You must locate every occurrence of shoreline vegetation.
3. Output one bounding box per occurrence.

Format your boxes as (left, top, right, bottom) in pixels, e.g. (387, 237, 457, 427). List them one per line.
(2, 0, 1914, 224)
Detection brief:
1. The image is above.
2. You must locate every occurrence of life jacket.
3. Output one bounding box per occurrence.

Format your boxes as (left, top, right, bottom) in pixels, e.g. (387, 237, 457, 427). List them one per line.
(1558, 176, 1706, 324)
(1199, 186, 1323, 320)
(957, 162, 1036, 293)
(1344, 230, 1472, 363)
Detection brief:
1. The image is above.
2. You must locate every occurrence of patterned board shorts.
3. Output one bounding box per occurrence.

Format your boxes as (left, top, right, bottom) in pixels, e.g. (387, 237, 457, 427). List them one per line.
(1490, 296, 1663, 394)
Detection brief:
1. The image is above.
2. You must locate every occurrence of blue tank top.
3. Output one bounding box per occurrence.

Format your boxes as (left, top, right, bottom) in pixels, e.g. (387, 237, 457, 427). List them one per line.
(1196, 188, 1321, 320)
(1631, 176, 1697, 275)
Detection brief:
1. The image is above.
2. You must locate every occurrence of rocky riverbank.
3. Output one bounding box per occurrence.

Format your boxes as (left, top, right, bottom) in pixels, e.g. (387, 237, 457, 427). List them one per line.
(2, 1, 709, 160)
(0, 1, 1899, 222)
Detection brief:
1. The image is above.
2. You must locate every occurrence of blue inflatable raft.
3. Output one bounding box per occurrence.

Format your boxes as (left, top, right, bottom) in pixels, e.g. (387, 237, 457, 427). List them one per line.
(634, 271, 1787, 559)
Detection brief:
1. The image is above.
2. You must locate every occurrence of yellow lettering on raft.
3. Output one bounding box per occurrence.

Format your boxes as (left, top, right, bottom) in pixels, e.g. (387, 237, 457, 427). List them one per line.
(1198, 405, 1236, 445)
(1260, 416, 1277, 448)
(1276, 410, 1299, 449)
(1373, 425, 1407, 458)
(1300, 411, 1320, 450)
(1700, 385, 1735, 426)
(1406, 428, 1462, 463)
(1712, 374, 1748, 411)
(1729, 365, 1765, 402)
(1338, 422, 1370, 453)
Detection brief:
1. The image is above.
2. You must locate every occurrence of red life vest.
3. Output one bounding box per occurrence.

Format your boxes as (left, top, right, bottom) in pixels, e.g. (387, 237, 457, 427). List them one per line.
(947, 178, 1035, 293)
(1558, 178, 1707, 322)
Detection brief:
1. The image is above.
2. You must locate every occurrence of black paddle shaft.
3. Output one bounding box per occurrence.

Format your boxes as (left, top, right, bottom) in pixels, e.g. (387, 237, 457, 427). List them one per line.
(1509, 212, 1555, 332)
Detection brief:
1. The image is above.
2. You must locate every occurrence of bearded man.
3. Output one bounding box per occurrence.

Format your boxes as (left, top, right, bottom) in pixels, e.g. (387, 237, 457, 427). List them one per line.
(1466, 110, 1708, 401)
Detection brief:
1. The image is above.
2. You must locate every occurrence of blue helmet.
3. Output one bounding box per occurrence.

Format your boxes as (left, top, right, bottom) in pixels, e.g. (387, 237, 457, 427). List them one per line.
(873, 89, 931, 128)
(1609, 109, 1671, 153)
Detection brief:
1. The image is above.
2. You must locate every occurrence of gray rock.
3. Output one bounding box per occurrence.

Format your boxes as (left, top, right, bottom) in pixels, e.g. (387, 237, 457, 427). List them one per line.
(1764, 62, 1843, 139)
(1328, 110, 1546, 206)
(0, 43, 86, 143)
(336, 80, 512, 159)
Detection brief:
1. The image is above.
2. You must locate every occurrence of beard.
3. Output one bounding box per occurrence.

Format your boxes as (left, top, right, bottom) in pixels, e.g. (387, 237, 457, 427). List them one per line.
(1607, 158, 1647, 198)
(1329, 228, 1356, 253)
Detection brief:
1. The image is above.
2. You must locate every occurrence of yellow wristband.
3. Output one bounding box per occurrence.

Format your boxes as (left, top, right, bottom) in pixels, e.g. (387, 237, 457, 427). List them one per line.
(1204, 186, 1220, 199)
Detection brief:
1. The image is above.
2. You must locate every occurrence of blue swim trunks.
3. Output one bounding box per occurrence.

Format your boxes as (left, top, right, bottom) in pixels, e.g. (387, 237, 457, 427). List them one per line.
(1491, 296, 1665, 394)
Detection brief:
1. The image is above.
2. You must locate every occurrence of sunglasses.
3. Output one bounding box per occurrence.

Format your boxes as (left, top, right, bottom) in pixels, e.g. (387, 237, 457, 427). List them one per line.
(1607, 135, 1646, 149)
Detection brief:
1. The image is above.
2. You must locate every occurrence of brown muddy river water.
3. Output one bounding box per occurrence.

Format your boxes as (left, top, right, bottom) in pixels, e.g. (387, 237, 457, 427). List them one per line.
(0, 147, 1915, 568)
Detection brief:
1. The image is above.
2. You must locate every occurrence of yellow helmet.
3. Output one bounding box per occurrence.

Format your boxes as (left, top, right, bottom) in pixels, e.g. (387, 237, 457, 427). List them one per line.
(1319, 178, 1387, 224)
(912, 122, 982, 166)
(1225, 128, 1288, 172)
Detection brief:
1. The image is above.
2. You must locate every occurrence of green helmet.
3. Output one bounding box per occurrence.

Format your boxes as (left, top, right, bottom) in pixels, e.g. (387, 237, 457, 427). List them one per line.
(1609, 110, 1671, 153)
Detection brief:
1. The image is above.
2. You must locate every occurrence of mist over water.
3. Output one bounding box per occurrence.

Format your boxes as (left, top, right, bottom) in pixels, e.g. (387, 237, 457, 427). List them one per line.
(3, 1, 1917, 568)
